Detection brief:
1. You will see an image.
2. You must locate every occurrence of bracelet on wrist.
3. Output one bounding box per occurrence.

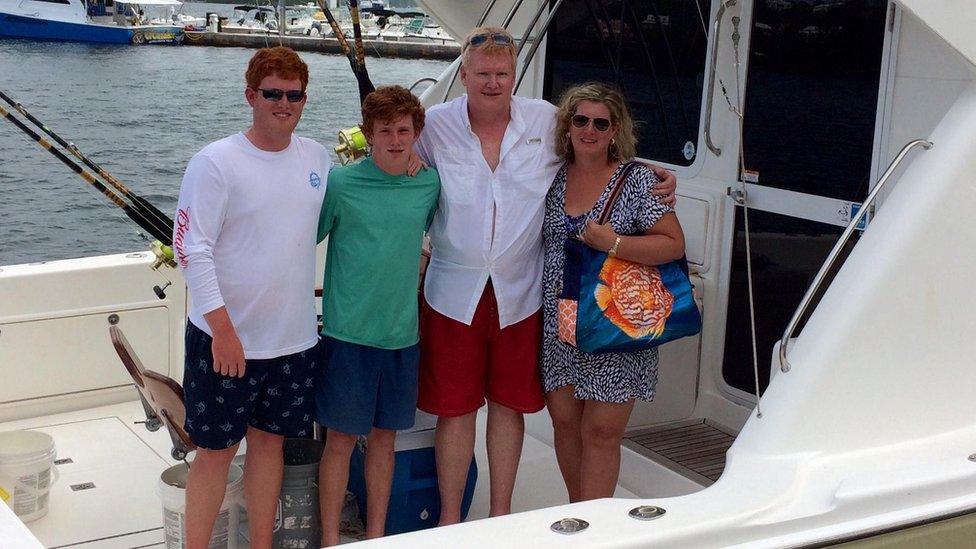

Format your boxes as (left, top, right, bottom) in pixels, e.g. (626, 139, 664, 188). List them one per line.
(608, 236, 622, 257)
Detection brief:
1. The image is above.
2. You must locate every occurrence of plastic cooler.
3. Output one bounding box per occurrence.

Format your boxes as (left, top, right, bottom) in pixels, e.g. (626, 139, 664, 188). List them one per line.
(347, 411, 478, 535)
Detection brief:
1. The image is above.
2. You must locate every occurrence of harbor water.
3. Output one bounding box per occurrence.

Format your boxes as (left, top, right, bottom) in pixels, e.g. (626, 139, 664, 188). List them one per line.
(0, 38, 450, 266)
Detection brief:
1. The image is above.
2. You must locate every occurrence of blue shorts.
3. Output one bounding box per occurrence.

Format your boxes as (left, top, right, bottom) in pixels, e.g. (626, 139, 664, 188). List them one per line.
(182, 321, 320, 450)
(315, 336, 419, 436)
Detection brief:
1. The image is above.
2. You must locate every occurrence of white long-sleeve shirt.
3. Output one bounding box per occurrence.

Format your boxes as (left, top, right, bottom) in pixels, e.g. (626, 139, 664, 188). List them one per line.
(415, 95, 562, 328)
(174, 132, 331, 359)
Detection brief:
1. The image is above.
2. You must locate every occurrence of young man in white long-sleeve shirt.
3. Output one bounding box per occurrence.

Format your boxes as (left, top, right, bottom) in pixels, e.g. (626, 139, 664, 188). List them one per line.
(173, 47, 330, 549)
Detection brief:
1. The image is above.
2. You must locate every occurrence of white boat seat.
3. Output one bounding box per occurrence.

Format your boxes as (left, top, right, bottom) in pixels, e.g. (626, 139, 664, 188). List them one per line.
(109, 325, 196, 461)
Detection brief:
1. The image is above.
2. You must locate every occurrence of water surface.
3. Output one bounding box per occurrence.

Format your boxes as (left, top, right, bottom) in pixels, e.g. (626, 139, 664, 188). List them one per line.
(0, 39, 448, 265)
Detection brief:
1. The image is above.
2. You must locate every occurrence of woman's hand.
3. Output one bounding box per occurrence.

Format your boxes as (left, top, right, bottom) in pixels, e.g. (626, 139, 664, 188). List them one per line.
(407, 151, 428, 176)
(580, 219, 618, 253)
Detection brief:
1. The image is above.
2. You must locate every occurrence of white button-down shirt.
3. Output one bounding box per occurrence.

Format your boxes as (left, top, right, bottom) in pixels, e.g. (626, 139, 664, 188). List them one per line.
(416, 95, 561, 328)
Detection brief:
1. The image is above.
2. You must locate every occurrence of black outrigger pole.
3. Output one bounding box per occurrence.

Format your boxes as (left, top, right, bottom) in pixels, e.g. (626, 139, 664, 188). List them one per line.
(0, 98, 173, 246)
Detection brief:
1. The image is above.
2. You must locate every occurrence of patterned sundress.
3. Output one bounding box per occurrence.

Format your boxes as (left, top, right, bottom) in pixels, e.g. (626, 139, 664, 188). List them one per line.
(540, 163, 673, 403)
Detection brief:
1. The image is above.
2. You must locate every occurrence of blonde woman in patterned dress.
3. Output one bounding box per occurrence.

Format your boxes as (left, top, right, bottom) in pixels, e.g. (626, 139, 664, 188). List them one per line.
(541, 83, 686, 501)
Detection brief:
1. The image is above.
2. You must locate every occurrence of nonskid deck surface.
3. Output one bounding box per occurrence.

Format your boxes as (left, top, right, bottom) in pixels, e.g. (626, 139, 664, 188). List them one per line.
(0, 402, 179, 548)
(0, 400, 636, 547)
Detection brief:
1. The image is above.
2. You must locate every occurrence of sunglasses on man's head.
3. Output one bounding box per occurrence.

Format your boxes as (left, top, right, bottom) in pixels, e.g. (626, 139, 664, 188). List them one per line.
(571, 114, 612, 132)
(255, 87, 306, 103)
(467, 32, 514, 47)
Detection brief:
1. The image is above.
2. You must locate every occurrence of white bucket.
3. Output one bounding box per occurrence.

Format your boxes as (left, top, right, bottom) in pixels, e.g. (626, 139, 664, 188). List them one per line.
(0, 430, 59, 523)
(156, 463, 244, 549)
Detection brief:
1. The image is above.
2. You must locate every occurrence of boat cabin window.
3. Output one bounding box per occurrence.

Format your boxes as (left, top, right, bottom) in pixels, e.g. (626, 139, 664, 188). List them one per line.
(722, 0, 889, 395)
(740, 0, 888, 202)
(543, 0, 712, 167)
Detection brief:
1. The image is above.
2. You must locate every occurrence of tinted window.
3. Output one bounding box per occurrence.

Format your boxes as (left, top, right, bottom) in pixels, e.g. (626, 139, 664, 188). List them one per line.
(723, 210, 858, 394)
(724, 1, 888, 395)
(544, 0, 711, 166)
(741, 0, 889, 201)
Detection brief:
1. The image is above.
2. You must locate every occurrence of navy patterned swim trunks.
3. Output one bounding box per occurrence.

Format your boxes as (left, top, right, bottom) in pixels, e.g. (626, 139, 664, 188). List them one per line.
(182, 321, 320, 450)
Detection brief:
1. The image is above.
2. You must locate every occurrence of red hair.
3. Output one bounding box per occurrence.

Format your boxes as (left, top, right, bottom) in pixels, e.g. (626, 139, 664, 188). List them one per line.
(361, 86, 425, 135)
(245, 47, 309, 90)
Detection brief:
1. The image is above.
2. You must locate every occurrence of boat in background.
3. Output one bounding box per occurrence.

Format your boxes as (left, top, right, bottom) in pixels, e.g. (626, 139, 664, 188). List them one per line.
(0, 0, 183, 44)
(220, 4, 324, 36)
(403, 16, 452, 44)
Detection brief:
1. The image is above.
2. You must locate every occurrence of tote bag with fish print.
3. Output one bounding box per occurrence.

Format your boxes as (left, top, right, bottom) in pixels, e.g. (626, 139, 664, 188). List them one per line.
(557, 162, 702, 354)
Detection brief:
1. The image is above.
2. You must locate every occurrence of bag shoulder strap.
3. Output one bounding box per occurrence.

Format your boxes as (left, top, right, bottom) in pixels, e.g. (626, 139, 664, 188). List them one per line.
(597, 161, 641, 225)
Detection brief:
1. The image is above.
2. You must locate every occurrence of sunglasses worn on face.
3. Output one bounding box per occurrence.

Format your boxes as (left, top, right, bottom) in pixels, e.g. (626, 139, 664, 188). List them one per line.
(256, 87, 306, 103)
(468, 32, 514, 47)
(571, 114, 612, 132)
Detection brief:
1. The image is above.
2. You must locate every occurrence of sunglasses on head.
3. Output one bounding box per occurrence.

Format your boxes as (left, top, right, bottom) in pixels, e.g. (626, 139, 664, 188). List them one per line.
(255, 87, 306, 103)
(467, 32, 514, 47)
(571, 114, 612, 132)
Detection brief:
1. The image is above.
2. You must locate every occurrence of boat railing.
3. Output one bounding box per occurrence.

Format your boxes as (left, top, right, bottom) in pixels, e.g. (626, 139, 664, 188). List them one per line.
(514, 0, 565, 93)
(703, 0, 737, 157)
(409, 77, 438, 93)
(777, 138, 934, 373)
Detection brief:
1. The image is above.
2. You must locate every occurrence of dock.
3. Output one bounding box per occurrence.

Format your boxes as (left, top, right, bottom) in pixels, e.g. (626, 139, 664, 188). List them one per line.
(183, 31, 460, 61)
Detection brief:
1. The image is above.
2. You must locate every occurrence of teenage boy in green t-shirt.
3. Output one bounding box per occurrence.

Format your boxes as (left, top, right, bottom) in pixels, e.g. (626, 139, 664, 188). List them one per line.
(315, 85, 440, 545)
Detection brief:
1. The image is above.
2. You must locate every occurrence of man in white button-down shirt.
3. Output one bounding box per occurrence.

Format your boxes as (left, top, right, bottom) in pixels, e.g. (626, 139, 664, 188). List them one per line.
(414, 27, 676, 524)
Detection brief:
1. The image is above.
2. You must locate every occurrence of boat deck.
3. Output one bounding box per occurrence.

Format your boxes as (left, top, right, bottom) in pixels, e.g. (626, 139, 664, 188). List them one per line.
(622, 420, 736, 486)
(0, 398, 636, 547)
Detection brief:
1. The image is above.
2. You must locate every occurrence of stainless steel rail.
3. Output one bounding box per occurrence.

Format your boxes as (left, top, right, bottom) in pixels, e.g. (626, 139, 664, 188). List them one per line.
(500, 0, 527, 29)
(409, 77, 438, 93)
(477, 0, 500, 28)
(514, 0, 551, 58)
(515, 0, 565, 93)
(777, 138, 934, 373)
(703, 0, 737, 157)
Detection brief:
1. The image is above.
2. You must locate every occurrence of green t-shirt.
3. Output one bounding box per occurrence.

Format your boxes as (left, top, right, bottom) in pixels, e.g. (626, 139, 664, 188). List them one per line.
(317, 157, 440, 349)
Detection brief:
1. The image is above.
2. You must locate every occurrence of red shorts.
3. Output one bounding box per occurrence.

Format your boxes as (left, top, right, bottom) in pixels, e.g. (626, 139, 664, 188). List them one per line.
(418, 283, 545, 417)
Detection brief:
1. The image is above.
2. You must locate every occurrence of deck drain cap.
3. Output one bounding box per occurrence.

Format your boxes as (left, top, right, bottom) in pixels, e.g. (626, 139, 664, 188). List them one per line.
(551, 517, 589, 534)
(630, 505, 666, 521)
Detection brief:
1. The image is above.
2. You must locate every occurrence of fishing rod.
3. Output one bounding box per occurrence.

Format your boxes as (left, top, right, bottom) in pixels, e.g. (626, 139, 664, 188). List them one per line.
(0, 104, 173, 246)
(0, 89, 175, 238)
(310, 0, 374, 102)
(314, 0, 358, 70)
(347, 0, 376, 103)
(319, 0, 375, 164)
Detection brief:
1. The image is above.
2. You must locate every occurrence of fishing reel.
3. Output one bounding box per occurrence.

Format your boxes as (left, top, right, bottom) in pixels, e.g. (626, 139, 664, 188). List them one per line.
(151, 241, 176, 270)
(334, 126, 368, 165)
(149, 241, 177, 300)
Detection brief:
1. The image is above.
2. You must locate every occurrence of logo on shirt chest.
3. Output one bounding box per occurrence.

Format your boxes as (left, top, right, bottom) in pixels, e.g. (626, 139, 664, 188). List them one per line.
(309, 171, 321, 189)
